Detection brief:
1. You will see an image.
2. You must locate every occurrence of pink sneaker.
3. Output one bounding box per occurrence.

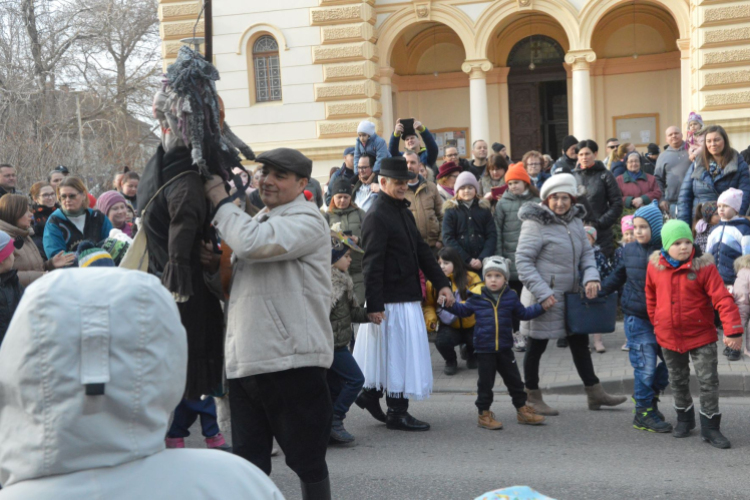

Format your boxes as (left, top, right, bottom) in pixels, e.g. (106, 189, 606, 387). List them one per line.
(205, 433, 232, 452)
(165, 437, 185, 449)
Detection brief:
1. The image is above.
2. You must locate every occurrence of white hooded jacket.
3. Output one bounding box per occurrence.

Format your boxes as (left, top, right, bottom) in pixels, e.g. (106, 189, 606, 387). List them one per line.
(0, 269, 283, 499)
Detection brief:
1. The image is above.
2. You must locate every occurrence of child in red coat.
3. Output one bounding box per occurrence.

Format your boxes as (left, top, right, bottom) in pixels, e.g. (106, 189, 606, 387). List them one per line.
(646, 220, 743, 449)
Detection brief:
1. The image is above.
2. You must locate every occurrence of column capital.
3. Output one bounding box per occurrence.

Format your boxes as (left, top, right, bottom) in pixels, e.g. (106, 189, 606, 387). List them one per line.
(676, 38, 690, 58)
(379, 66, 395, 85)
(461, 59, 493, 79)
(564, 50, 597, 71)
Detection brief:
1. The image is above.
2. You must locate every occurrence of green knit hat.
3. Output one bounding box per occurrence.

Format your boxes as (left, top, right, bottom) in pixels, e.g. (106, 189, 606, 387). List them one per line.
(661, 220, 694, 251)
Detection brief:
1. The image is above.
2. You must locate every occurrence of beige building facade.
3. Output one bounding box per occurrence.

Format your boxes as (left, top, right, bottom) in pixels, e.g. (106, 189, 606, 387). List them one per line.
(159, 0, 750, 176)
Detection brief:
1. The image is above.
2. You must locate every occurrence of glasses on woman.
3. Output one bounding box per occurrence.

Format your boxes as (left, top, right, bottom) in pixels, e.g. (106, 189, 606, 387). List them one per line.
(40, 193, 55, 199)
(59, 193, 79, 200)
(527, 162, 543, 167)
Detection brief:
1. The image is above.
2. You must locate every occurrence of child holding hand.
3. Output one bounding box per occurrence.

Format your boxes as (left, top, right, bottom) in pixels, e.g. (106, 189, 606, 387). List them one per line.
(445, 256, 550, 430)
(646, 220, 743, 449)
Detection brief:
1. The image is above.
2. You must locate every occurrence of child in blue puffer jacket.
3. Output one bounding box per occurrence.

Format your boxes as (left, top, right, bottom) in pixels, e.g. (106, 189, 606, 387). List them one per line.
(446, 256, 549, 430)
(706, 187, 750, 286)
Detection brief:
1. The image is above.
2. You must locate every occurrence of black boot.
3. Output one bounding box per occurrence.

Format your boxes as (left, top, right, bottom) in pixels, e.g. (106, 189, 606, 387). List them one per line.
(329, 416, 355, 443)
(651, 396, 665, 421)
(672, 405, 696, 438)
(556, 338, 568, 348)
(443, 359, 458, 376)
(633, 407, 673, 433)
(700, 413, 731, 449)
(355, 391, 386, 423)
(300, 475, 331, 500)
(385, 409, 430, 431)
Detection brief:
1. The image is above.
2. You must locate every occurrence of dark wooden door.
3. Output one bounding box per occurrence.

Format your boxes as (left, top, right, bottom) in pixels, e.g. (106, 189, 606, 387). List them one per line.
(509, 82, 541, 161)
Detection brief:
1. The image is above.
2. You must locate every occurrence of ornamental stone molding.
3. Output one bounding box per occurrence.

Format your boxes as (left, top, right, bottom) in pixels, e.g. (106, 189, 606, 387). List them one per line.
(379, 67, 395, 85)
(703, 47, 750, 68)
(414, 2, 430, 20)
(314, 80, 381, 102)
(564, 50, 597, 71)
(323, 61, 379, 82)
(703, 70, 750, 89)
(518, 0, 532, 8)
(319, 0, 375, 6)
(310, 4, 376, 27)
(325, 98, 381, 119)
(461, 60, 493, 79)
(702, 4, 750, 26)
(312, 42, 378, 64)
(703, 27, 750, 47)
(318, 118, 382, 139)
(160, 20, 203, 41)
(321, 23, 374, 45)
(160, 2, 201, 21)
(704, 90, 750, 109)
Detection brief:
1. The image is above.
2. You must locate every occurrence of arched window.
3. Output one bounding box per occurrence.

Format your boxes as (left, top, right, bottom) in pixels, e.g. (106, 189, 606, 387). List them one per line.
(253, 35, 282, 102)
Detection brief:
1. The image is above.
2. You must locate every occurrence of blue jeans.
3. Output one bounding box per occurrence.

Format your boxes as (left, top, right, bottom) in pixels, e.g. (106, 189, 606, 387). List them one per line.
(625, 315, 670, 408)
(327, 346, 365, 420)
(168, 397, 220, 438)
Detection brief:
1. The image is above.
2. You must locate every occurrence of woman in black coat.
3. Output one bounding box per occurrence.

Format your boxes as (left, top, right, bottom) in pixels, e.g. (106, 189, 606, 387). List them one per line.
(442, 171, 497, 271)
(573, 140, 623, 257)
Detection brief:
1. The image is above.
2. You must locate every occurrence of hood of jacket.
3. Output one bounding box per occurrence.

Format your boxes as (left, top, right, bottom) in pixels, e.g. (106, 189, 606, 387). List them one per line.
(0, 269, 187, 487)
(442, 197, 491, 212)
(518, 202, 587, 225)
(331, 266, 356, 310)
(649, 249, 714, 272)
(574, 160, 607, 175)
(691, 149, 741, 180)
(0, 218, 30, 238)
(735, 254, 750, 272)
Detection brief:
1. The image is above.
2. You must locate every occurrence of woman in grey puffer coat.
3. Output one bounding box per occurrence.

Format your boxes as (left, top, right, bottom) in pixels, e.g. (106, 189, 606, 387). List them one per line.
(515, 173, 627, 416)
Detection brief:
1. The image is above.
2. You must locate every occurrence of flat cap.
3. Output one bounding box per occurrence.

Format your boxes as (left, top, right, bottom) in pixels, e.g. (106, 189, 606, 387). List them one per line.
(256, 148, 312, 179)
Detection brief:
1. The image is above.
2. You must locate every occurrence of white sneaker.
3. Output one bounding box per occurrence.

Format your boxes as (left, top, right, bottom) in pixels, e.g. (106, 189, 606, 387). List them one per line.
(513, 333, 526, 352)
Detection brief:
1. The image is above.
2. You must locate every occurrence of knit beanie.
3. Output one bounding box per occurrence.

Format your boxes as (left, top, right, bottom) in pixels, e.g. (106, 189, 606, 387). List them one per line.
(330, 177, 353, 197)
(717, 187, 743, 214)
(505, 163, 531, 185)
(454, 171, 480, 193)
(0, 230, 13, 265)
(76, 241, 115, 268)
(633, 200, 663, 240)
(647, 143, 660, 156)
(482, 256, 510, 281)
(540, 173, 577, 201)
(357, 120, 376, 137)
(95, 191, 128, 219)
(562, 135, 578, 152)
(584, 226, 597, 241)
(661, 220, 694, 251)
(621, 215, 635, 233)
(687, 111, 703, 127)
(491, 143, 502, 153)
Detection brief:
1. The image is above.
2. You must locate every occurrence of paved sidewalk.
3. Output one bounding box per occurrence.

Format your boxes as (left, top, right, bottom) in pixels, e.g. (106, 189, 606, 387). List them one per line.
(430, 322, 750, 394)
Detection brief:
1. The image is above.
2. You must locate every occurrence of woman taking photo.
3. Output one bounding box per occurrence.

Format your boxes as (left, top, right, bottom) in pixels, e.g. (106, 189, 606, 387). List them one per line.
(29, 181, 57, 258)
(96, 191, 136, 238)
(43, 176, 113, 258)
(515, 173, 627, 415)
(436, 161, 462, 201)
(678, 125, 750, 225)
(442, 172, 496, 272)
(0, 195, 75, 286)
(573, 140, 623, 258)
(479, 153, 507, 199)
(324, 177, 367, 304)
(616, 151, 662, 209)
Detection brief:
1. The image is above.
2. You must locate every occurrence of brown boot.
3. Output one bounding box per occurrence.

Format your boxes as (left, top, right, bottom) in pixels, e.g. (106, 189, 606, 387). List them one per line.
(584, 383, 627, 410)
(478, 410, 503, 430)
(516, 405, 545, 425)
(525, 388, 559, 416)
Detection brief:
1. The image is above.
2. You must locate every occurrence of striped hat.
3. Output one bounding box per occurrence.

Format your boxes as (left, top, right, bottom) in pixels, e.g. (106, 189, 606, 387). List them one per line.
(76, 241, 115, 268)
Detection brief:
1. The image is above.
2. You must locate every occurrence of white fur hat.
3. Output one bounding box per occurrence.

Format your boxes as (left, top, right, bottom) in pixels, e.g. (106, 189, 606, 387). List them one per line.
(357, 120, 376, 137)
(482, 256, 511, 281)
(540, 172, 578, 201)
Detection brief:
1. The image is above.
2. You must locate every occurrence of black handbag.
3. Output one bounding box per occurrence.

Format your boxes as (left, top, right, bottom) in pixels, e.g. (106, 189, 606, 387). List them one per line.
(564, 290, 618, 335)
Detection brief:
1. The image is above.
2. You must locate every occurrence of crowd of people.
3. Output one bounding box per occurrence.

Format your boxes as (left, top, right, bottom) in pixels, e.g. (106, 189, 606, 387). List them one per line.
(0, 89, 749, 500)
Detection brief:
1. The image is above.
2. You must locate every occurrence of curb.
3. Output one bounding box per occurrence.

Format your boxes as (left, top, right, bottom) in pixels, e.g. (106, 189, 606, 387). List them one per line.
(433, 373, 750, 395)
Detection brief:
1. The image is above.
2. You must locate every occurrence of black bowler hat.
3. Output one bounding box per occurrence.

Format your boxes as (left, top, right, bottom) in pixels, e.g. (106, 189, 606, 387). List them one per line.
(256, 148, 312, 179)
(378, 157, 416, 181)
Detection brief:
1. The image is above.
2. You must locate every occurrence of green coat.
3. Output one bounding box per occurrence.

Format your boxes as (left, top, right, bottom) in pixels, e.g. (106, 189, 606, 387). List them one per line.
(494, 190, 541, 281)
(330, 267, 369, 348)
(324, 205, 366, 303)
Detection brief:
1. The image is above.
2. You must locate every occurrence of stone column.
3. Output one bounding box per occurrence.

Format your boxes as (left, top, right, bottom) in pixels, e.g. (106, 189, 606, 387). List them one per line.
(462, 60, 493, 146)
(379, 67, 395, 138)
(677, 38, 691, 125)
(564, 50, 597, 140)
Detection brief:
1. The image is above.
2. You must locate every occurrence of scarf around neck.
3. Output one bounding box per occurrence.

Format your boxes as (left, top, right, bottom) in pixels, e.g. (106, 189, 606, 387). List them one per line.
(661, 250, 685, 269)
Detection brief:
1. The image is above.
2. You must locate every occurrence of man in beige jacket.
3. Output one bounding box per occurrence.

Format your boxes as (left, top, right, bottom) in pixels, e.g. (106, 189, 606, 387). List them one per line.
(404, 150, 444, 254)
(206, 148, 334, 500)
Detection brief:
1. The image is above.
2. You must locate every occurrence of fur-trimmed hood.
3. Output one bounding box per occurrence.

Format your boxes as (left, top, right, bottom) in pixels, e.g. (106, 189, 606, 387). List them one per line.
(518, 202, 587, 225)
(734, 254, 750, 272)
(331, 266, 357, 310)
(649, 249, 714, 271)
(442, 197, 491, 212)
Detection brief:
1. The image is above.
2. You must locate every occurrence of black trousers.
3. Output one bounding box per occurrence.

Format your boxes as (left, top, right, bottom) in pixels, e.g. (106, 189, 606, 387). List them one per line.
(435, 325, 474, 363)
(362, 388, 409, 413)
(476, 350, 527, 412)
(523, 335, 600, 390)
(228, 367, 332, 484)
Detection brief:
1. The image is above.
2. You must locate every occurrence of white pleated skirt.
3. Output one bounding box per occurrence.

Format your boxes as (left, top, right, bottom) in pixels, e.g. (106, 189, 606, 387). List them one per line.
(352, 302, 433, 400)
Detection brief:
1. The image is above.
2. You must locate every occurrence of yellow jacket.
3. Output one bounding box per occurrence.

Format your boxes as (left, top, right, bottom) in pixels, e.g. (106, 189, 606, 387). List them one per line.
(423, 271, 482, 332)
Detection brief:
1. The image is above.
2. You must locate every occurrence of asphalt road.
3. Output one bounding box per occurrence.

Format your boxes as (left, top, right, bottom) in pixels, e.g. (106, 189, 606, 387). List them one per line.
(187, 394, 750, 500)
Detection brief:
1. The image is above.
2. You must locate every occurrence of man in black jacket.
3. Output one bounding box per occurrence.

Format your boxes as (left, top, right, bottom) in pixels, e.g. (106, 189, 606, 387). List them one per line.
(0, 164, 17, 198)
(354, 156, 454, 431)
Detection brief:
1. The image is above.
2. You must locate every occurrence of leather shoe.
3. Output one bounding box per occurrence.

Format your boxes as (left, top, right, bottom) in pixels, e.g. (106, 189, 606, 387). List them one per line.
(386, 411, 430, 431)
(355, 392, 386, 423)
